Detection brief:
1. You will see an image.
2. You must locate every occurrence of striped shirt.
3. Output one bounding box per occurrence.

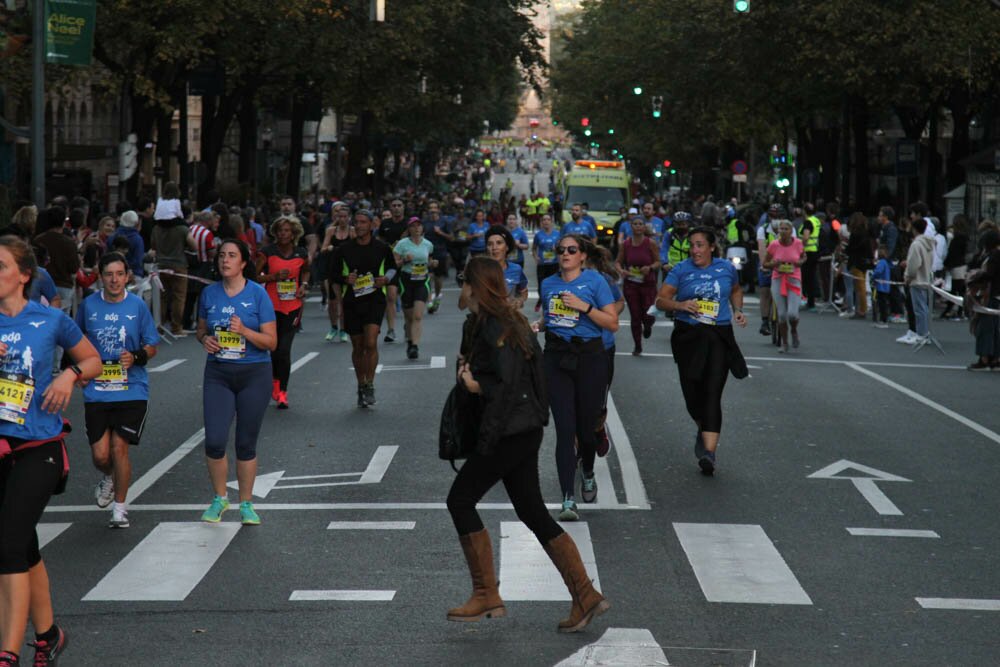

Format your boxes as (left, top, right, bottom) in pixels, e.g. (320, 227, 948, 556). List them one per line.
(189, 223, 217, 263)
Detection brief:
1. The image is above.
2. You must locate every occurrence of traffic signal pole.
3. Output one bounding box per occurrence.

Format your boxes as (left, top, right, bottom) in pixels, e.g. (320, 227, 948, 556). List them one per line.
(31, 0, 45, 207)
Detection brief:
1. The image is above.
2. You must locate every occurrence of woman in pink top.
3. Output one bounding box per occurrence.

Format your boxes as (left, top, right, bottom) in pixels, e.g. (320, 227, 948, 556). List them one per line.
(764, 220, 805, 352)
(615, 217, 661, 355)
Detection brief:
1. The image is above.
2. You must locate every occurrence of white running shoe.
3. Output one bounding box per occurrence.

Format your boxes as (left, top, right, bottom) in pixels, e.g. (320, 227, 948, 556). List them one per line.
(95, 475, 115, 508)
(109, 506, 129, 529)
(839, 309, 855, 318)
(895, 330, 917, 344)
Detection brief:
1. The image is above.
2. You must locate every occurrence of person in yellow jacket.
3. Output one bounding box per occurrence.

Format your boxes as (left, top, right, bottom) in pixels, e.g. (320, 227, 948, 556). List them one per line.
(798, 203, 822, 310)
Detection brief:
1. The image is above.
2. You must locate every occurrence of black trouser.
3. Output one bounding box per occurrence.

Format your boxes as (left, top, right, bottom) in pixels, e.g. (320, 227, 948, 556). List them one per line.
(941, 279, 965, 317)
(905, 286, 916, 332)
(675, 329, 729, 434)
(0, 441, 64, 574)
(544, 342, 608, 498)
(446, 428, 562, 543)
(876, 292, 891, 323)
(272, 309, 300, 391)
(802, 251, 819, 307)
(536, 263, 559, 304)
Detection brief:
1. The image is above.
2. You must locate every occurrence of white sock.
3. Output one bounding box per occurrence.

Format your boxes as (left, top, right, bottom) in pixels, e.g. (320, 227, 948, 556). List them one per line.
(112, 501, 126, 513)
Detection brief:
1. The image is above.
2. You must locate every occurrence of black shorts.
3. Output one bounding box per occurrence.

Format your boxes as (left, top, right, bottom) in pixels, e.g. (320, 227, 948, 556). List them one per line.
(400, 276, 430, 309)
(84, 400, 149, 445)
(343, 297, 386, 336)
(432, 255, 449, 277)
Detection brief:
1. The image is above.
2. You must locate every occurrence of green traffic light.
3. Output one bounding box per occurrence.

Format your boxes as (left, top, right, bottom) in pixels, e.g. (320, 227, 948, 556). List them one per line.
(654, 170, 663, 178)
(552, 119, 559, 126)
(608, 128, 615, 135)
(584, 129, 592, 136)
(633, 86, 643, 95)
(670, 168, 677, 175)
(734, 0, 750, 12)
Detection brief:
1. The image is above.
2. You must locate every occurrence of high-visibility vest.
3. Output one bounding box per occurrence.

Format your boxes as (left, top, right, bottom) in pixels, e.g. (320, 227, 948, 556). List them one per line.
(726, 218, 740, 243)
(800, 215, 820, 252)
(668, 234, 690, 266)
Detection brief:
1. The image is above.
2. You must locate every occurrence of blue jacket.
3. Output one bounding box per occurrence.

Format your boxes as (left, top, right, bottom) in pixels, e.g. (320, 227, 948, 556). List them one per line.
(112, 227, 145, 277)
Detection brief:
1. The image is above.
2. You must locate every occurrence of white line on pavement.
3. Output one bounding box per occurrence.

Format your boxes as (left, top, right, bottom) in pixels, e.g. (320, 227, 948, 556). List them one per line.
(289, 351, 319, 373)
(38, 523, 72, 548)
(290, 590, 396, 601)
(846, 362, 1000, 445)
(851, 478, 904, 516)
(604, 393, 650, 510)
(327, 521, 415, 530)
(148, 359, 186, 373)
(847, 528, 940, 538)
(916, 598, 1000, 611)
(617, 352, 966, 371)
(45, 501, 643, 513)
(499, 522, 600, 601)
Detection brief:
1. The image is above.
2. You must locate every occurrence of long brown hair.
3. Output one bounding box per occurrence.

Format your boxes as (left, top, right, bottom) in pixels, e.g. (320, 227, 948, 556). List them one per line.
(582, 239, 620, 281)
(0, 235, 37, 298)
(463, 256, 532, 356)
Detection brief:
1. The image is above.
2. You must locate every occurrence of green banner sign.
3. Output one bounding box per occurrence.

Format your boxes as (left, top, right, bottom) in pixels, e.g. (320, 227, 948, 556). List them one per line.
(45, 0, 96, 66)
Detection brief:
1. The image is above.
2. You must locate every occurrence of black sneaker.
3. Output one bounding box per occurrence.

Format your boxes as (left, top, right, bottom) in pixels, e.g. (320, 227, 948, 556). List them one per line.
(407, 344, 419, 360)
(384, 329, 396, 343)
(365, 383, 377, 406)
(357, 387, 369, 408)
(642, 318, 653, 339)
(968, 361, 992, 372)
(699, 451, 716, 476)
(758, 321, 771, 336)
(694, 432, 706, 460)
(30, 625, 67, 666)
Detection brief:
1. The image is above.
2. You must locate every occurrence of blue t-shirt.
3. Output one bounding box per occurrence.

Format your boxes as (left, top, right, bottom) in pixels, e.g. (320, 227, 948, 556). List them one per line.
(198, 281, 276, 364)
(29, 267, 58, 305)
(423, 217, 451, 256)
(600, 273, 622, 350)
(534, 229, 561, 265)
(76, 291, 160, 402)
(561, 220, 596, 239)
(873, 258, 892, 294)
(666, 258, 738, 326)
(509, 227, 529, 265)
(0, 301, 83, 440)
(541, 269, 615, 341)
(503, 262, 528, 296)
(467, 221, 490, 251)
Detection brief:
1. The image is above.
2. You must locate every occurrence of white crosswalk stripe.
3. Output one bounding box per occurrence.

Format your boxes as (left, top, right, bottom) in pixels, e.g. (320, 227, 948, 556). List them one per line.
(499, 521, 600, 601)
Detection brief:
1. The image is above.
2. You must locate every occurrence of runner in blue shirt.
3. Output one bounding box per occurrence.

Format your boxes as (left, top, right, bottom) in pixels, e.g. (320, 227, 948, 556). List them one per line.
(483, 226, 528, 307)
(196, 239, 277, 526)
(0, 236, 100, 667)
(467, 209, 490, 256)
(562, 204, 597, 239)
(506, 214, 530, 265)
(656, 227, 748, 477)
(76, 252, 160, 528)
(532, 214, 561, 312)
(537, 235, 618, 521)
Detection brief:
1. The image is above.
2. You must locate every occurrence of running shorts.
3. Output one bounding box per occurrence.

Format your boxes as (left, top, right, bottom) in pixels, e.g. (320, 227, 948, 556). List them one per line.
(400, 277, 430, 309)
(432, 254, 449, 278)
(85, 400, 149, 445)
(343, 298, 386, 336)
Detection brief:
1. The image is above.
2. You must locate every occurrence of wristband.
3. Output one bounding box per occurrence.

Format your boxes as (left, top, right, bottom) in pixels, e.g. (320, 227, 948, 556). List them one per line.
(585, 303, 594, 315)
(69, 364, 83, 377)
(130, 348, 149, 367)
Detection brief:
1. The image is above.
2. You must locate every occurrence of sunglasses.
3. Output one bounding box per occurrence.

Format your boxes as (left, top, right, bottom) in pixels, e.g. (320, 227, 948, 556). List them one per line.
(556, 246, 580, 255)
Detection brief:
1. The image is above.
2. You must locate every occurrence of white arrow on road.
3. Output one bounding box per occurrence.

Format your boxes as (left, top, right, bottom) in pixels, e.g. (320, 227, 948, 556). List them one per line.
(807, 459, 911, 516)
(228, 446, 398, 498)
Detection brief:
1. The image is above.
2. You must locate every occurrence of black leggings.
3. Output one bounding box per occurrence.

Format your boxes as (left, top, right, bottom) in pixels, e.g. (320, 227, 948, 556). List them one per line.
(545, 347, 608, 497)
(446, 428, 562, 543)
(675, 332, 729, 434)
(0, 441, 64, 574)
(272, 309, 300, 391)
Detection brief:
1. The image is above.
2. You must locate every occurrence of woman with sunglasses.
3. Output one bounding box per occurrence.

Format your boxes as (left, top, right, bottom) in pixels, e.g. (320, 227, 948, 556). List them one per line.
(485, 225, 528, 308)
(655, 227, 748, 476)
(536, 235, 619, 521)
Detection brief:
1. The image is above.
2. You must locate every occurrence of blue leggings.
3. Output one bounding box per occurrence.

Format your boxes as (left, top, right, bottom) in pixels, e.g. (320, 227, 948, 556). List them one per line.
(203, 361, 272, 461)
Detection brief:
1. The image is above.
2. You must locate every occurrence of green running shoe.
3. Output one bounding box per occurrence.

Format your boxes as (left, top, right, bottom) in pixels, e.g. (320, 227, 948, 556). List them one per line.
(201, 496, 230, 523)
(240, 501, 261, 526)
(558, 496, 579, 522)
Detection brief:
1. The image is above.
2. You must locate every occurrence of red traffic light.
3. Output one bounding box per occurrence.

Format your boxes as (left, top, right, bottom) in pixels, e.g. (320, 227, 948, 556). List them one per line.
(662, 160, 671, 168)
(581, 117, 590, 127)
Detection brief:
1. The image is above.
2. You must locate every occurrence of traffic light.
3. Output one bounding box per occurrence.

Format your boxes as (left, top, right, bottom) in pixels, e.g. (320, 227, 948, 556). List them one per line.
(633, 86, 643, 96)
(584, 129, 592, 137)
(670, 168, 677, 175)
(654, 169, 663, 178)
(734, 0, 750, 12)
(552, 119, 558, 126)
(652, 96, 663, 119)
(608, 128, 615, 135)
(662, 160, 671, 168)
(581, 117, 590, 127)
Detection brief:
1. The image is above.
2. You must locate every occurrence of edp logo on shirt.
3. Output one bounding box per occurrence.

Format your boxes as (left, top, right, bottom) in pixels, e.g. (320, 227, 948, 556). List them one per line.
(0, 332, 22, 345)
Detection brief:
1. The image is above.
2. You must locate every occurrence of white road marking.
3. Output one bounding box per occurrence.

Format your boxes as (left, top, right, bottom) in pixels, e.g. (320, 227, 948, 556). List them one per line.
(916, 598, 1000, 611)
(305, 296, 323, 303)
(83, 522, 239, 601)
(289, 351, 319, 373)
(618, 320, 674, 328)
(554, 628, 669, 667)
(808, 459, 910, 516)
(430, 355, 446, 368)
(592, 455, 618, 508)
(148, 359, 186, 373)
(847, 362, 1000, 445)
(290, 590, 395, 601)
(605, 393, 650, 509)
(274, 445, 398, 490)
(46, 501, 643, 513)
(499, 522, 600, 601)
(846, 528, 939, 538)
(38, 523, 72, 548)
(327, 521, 415, 530)
(674, 523, 812, 605)
(375, 356, 446, 372)
(616, 352, 965, 371)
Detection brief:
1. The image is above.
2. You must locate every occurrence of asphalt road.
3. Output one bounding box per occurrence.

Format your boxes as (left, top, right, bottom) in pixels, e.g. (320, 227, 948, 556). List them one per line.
(32, 257, 1000, 666)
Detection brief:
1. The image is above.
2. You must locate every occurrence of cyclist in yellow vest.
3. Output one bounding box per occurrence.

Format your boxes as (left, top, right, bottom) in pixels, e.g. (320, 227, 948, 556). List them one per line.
(798, 203, 822, 309)
(536, 195, 551, 216)
(664, 212, 692, 281)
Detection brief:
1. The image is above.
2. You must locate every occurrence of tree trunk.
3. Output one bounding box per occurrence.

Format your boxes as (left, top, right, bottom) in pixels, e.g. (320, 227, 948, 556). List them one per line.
(926, 106, 941, 210)
(851, 96, 871, 213)
(200, 91, 242, 197)
(946, 87, 970, 191)
(237, 101, 257, 186)
(285, 99, 305, 198)
(156, 107, 173, 189)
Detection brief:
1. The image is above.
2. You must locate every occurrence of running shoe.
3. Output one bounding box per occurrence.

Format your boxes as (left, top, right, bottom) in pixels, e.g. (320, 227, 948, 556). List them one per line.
(0, 650, 18, 666)
(109, 506, 129, 529)
(595, 425, 610, 457)
(276, 391, 289, 410)
(968, 361, 991, 371)
(642, 317, 653, 339)
(429, 298, 441, 314)
(95, 475, 114, 508)
(325, 327, 339, 342)
(357, 387, 368, 409)
(889, 314, 907, 324)
(239, 501, 261, 526)
(895, 330, 917, 344)
(558, 497, 579, 522)
(694, 432, 706, 460)
(873, 322, 889, 329)
(271, 379, 280, 402)
(838, 309, 855, 318)
(581, 474, 598, 503)
(364, 383, 377, 406)
(407, 344, 419, 360)
(339, 330, 350, 343)
(758, 321, 771, 336)
(384, 328, 396, 343)
(699, 451, 716, 476)
(632, 346, 641, 356)
(29, 625, 66, 667)
(201, 496, 230, 523)
(792, 331, 800, 348)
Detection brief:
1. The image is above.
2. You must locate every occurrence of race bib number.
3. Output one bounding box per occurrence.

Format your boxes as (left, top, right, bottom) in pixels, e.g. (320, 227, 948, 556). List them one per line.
(353, 272, 376, 297)
(215, 327, 246, 360)
(277, 279, 297, 301)
(695, 299, 720, 325)
(547, 295, 580, 328)
(0, 373, 34, 425)
(627, 266, 645, 283)
(542, 250, 556, 261)
(410, 263, 428, 279)
(778, 263, 794, 274)
(457, 231, 468, 241)
(95, 361, 128, 392)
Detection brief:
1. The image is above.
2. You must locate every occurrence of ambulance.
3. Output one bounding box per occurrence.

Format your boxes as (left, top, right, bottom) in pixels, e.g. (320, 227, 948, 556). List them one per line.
(562, 160, 630, 245)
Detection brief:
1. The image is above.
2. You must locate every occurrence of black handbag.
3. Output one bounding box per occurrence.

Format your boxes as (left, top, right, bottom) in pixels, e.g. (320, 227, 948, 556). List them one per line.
(439, 381, 480, 471)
